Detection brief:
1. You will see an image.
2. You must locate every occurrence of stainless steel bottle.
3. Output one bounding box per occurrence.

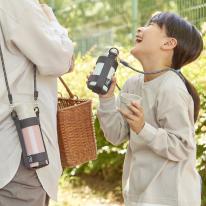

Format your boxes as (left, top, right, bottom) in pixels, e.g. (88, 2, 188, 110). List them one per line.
(87, 48, 119, 94)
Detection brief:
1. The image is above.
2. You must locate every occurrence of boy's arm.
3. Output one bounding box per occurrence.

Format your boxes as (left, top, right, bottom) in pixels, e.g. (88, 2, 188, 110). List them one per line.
(133, 87, 195, 162)
(97, 79, 130, 146)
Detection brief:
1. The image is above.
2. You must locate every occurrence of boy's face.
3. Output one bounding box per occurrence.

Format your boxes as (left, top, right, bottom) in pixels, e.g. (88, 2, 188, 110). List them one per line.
(131, 22, 168, 59)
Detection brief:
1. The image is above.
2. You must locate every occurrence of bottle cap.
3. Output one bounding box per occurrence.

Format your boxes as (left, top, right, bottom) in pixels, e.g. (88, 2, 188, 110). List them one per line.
(109, 48, 119, 56)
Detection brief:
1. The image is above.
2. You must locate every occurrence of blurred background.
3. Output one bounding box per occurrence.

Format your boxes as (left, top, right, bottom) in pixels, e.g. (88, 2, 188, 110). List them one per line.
(41, 0, 206, 55)
(39, 0, 206, 205)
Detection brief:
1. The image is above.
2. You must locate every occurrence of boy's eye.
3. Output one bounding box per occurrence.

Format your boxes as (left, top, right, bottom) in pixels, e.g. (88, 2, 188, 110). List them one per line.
(148, 22, 154, 26)
(145, 22, 153, 27)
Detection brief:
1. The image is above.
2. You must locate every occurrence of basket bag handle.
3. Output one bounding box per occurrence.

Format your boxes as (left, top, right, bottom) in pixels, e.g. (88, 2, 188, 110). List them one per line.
(58, 76, 77, 99)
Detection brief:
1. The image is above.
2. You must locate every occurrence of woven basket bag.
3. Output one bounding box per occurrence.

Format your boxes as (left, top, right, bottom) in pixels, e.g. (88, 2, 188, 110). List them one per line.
(57, 77, 97, 168)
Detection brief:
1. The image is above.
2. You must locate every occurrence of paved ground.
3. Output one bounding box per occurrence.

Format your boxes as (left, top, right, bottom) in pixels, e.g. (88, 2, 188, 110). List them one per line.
(49, 185, 124, 206)
(49, 176, 124, 206)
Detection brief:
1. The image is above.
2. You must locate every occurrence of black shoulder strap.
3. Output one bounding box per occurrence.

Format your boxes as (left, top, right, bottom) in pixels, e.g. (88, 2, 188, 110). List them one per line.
(0, 44, 13, 104)
(0, 43, 38, 106)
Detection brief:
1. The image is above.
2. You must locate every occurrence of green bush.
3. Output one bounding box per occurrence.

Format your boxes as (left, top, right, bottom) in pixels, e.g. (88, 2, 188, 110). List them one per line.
(60, 46, 206, 204)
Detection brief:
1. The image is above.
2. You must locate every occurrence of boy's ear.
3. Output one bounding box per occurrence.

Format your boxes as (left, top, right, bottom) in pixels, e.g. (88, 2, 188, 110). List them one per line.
(161, 37, 177, 50)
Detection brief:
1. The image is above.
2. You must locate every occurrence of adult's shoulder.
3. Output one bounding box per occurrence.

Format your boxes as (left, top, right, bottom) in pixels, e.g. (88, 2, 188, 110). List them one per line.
(0, 0, 40, 21)
(2, 0, 39, 7)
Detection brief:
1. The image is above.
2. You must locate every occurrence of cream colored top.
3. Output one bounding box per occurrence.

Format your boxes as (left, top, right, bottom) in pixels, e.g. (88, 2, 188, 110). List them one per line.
(0, 0, 73, 200)
(97, 71, 201, 206)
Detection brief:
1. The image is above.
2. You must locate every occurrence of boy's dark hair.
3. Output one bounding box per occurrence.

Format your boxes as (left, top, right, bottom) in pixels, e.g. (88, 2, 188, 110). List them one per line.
(149, 12, 203, 122)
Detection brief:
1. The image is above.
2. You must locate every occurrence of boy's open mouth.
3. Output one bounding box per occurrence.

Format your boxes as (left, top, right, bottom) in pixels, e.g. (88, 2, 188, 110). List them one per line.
(136, 35, 143, 43)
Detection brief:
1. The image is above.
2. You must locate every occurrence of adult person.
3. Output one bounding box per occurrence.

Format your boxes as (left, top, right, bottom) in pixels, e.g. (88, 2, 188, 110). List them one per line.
(0, 0, 74, 205)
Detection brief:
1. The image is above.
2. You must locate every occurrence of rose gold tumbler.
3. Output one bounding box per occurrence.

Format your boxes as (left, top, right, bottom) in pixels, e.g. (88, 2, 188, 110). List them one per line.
(15, 103, 49, 168)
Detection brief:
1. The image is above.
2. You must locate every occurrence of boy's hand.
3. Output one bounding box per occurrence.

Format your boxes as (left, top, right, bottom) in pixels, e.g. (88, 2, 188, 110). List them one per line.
(99, 76, 116, 99)
(86, 74, 116, 98)
(119, 101, 145, 134)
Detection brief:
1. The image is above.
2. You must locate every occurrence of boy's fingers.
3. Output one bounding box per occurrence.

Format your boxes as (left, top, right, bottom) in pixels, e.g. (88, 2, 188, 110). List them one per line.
(126, 119, 134, 126)
(118, 109, 134, 120)
(128, 104, 142, 116)
(131, 101, 140, 107)
(112, 75, 117, 82)
(131, 101, 143, 112)
(108, 82, 115, 93)
(98, 76, 117, 98)
(107, 76, 116, 92)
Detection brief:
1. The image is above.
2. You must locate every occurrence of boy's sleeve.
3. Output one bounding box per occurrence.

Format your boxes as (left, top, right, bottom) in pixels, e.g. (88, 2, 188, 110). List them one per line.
(10, 1, 73, 76)
(97, 81, 130, 146)
(132, 86, 196, 162)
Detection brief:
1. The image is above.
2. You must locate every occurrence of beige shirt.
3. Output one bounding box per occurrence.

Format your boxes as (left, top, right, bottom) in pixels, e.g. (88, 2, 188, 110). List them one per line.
(0, 0, 73, 200)
(97, 71, 201, 206)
